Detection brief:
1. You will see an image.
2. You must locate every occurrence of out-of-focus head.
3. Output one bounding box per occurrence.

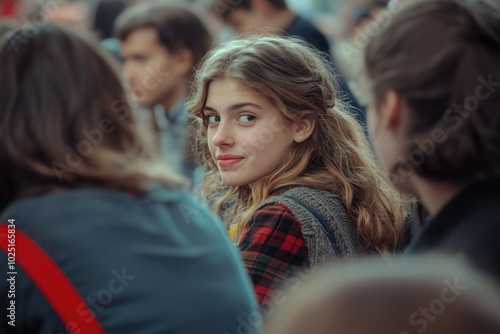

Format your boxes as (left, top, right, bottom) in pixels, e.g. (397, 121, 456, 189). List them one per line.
(211, 0, 288, 35)
(0, 23, 185, 211)
(359, 0, 500, 194)
(114, 3, 213, 109)
(265, 256, 500, 334)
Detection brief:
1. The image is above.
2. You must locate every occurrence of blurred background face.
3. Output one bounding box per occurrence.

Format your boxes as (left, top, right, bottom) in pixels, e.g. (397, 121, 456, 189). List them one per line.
(120, 27, 181, 108)
(45, 1, 92, 31)
(225, 8, 268, 35)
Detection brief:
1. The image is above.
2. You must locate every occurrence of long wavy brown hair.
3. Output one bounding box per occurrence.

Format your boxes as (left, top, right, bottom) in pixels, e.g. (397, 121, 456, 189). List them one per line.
(187, 36, 407, 252)
(0, 24, 186, 212)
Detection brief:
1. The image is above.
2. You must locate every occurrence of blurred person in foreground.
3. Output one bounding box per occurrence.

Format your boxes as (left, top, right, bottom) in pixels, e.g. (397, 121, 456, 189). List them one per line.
(0, 23, 259, 334)
(265, 256, 500, 334)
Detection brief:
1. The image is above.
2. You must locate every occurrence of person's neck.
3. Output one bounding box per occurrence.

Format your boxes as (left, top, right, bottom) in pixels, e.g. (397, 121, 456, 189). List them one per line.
(161, 85, 187, 113)
(411, 177, 466, 216)
(266, 9, 296, 32)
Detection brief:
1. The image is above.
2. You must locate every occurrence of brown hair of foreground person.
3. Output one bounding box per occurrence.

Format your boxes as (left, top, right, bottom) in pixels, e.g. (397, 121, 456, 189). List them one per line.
(265, 256, 500, 334)
(0, 23, 186, 212)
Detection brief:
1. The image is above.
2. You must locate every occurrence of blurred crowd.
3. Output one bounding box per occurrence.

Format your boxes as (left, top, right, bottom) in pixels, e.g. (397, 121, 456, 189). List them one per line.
(1, 0, 500, 333)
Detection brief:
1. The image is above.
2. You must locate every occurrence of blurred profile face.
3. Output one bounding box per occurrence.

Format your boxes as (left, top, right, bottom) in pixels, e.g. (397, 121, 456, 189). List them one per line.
(355, 74, 414, 193)
(365, 101, 390, 167)
(120, 27, 185, 109)
(357, 82, 387, 168)
(204, 79, 295, 186)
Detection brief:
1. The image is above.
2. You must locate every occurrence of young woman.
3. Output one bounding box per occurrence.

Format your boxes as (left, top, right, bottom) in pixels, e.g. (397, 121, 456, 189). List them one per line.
(360, 0, 500, 280)
(0, 24, 259, 333)
(187, 35, 407, 305)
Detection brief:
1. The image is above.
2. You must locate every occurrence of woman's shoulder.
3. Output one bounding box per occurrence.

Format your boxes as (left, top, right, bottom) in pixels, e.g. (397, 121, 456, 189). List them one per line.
(261, 186, 342, 209)
(257, 186, 352, 232)
(242, 201, 305, 251)
(250, 201, 297, 225)
(244, 201, 305, 241)
(251, 186, 344, 225)
(283, 186, 340, 200)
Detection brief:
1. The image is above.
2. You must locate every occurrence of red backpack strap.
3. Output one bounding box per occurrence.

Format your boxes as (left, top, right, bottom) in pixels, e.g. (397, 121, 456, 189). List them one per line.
(0, 223, 105, 334)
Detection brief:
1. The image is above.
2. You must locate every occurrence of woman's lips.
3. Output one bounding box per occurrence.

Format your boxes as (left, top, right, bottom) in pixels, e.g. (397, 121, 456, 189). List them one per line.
(218, 158, 243, 167)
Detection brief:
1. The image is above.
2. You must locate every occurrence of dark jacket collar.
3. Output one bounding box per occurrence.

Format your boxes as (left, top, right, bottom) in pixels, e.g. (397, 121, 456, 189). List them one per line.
(407, 178, 500, 253)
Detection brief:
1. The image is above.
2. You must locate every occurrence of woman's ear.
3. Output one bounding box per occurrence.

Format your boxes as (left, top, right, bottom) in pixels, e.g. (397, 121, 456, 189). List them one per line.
(292, 117, 315, 143)
(382, 90, 404, 130)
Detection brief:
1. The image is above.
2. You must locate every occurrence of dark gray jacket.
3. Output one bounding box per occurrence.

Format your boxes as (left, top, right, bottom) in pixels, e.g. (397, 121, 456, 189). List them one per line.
(0, 185, 259, 334)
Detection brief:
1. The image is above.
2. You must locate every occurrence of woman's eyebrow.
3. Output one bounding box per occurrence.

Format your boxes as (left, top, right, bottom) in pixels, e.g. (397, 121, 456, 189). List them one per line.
(203, 102, 263, 113)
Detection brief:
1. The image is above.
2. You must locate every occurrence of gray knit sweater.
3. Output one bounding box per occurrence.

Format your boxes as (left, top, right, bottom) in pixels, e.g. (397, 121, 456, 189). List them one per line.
(256, 186, 365, 267)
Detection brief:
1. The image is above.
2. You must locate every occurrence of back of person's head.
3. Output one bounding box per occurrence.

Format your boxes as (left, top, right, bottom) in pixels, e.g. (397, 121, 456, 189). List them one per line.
(0, 23, 185, 212)
(187, 35, 406, 252)
(363, 0, 500, 184)
(265, 256, 500, 334)
(114, 2, 212, 74)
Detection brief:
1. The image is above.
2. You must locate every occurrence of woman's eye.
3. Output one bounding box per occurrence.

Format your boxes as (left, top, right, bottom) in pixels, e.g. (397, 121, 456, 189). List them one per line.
(206, 115, 220, 124)
(239, 115, 256, 123)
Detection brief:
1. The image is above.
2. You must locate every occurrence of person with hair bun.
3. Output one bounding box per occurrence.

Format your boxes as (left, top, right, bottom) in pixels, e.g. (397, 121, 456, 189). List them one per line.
(360, 0, 500, 280)
(187, 35, 407, 305)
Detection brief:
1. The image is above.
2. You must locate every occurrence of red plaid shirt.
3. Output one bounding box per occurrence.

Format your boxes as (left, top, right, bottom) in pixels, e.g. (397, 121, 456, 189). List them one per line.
(238, 202, 309, 305)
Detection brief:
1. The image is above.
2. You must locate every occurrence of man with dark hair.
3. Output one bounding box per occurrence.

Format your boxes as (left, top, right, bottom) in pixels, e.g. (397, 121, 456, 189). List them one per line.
(115, 3, 212, 185)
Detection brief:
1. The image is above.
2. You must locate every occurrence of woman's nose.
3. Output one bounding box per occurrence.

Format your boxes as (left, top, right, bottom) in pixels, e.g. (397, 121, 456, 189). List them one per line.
(212, 121, 235, 147)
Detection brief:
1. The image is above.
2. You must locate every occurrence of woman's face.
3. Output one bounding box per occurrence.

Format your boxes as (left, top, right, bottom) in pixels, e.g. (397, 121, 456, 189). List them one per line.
(203, 79, 296, 186)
